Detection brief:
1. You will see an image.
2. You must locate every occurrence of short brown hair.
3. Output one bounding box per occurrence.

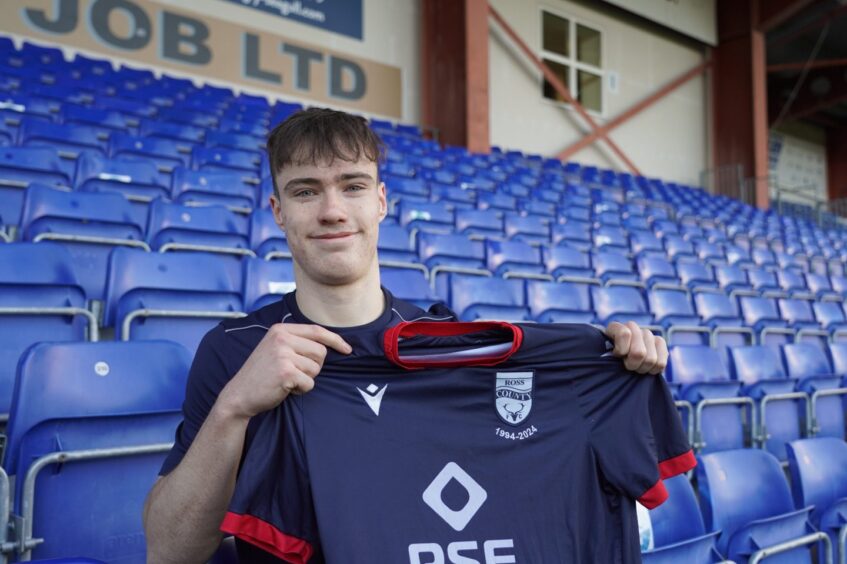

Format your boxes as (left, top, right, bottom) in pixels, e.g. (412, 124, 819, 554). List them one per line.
(266, 107, 385, 195)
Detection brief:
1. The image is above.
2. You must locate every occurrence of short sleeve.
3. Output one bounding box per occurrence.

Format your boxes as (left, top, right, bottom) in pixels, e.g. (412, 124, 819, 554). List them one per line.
(221, 399, 319, 564)
(582, 363, 695, 509)
(159, 324, 233, 476)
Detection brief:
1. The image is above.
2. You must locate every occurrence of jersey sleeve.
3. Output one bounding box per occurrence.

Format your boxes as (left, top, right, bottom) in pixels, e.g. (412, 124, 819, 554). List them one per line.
(159, 324, 233, 476)
(221, 398, 319, 564)
(582, 361, 695, 509)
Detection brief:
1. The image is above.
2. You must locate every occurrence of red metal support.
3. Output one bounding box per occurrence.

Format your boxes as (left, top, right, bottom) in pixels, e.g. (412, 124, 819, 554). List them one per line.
(757, 0, 817, 32)
(557, 60, 712, 162)
(487, 4, 641, 176)
(767, 57, 847, 73)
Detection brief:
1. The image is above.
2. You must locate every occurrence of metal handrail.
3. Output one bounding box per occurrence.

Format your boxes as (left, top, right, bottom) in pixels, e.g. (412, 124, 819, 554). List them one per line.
(809, 387, 847, 436)
(758, 392, 811, 447)
(0, 307, 99, 342)
(121, 309, 246, 341)
(33, 233, 151, 252)
(18, 443, 174, 561)
(428, 266, 492, 292)
(158, 243, 256, 257)
(693, 396, 756, 452)
(749, 531, 831, 564)
(710, 326, 755, 348)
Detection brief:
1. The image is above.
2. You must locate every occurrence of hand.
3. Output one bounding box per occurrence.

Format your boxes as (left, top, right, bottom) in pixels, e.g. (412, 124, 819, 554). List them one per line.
(604, 321, 668, 375)
(216, 323, 352, 419)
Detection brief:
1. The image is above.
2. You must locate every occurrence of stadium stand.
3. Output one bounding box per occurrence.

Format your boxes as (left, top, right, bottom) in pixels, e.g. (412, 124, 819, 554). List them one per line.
(2, 24, 847, 562)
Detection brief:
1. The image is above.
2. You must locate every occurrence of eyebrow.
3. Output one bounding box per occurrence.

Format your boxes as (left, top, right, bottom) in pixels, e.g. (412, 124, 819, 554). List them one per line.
(283, 172, 375, 193)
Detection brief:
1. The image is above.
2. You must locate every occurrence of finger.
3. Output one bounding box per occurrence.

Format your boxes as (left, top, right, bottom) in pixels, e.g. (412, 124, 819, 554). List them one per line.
(635, 327, 658, 374)
(291, 353, 322, 379)
(622, 321, 646, 371)
(651, 335, 669, 375)
(287, 324, 353, 354)
(286, 371, 317, 395)
(284, 332, 329, 365)
(606, 321, 632, 357)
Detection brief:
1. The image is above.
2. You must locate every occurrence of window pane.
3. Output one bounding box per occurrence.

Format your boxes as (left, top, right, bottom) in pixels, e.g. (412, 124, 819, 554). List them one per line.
(543, 12, 569, 57)
(578, 70, 602, 112)
(577, 24, 601, 67)
(542, 58, 570, 102)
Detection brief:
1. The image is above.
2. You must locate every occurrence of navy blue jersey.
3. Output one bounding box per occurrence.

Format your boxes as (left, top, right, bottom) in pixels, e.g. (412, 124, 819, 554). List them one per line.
(159, 289, 455, 563)
(222, 320, 695, 563)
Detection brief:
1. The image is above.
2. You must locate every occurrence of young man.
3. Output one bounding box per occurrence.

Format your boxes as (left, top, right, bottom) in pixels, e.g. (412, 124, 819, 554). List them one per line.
(143, 108, 669, 563)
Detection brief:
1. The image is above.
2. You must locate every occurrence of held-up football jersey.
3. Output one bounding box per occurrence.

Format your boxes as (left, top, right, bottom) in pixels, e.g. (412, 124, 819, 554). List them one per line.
(222, 321, 695, 563)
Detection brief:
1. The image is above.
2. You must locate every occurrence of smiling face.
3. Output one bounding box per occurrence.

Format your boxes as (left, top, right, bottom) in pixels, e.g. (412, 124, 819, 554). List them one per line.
(270, 156, 387, 288)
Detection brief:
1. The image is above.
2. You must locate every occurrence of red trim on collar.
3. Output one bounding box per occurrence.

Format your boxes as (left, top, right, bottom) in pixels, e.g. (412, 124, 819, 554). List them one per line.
(383, 321, 523, 369)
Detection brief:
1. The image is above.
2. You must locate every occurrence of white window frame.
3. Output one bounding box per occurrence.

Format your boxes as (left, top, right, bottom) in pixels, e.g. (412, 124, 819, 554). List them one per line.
(538, 7, 605, 117)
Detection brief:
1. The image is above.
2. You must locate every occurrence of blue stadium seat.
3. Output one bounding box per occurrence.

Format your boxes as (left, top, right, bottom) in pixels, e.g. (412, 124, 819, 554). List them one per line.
(3, 340, 189, 562)
(739, 295, 795, 345)
(641, 475, 722, 564)
(781, 343, 845, 440)
(0, 243, 97, 416)
(429, 182, 476, 210)
(485, 239, 547, 278)
(477, 191, 516, 212)
(109, 133, 189, 175)
(170, 167, 257, 211)
(74, 152, 169, 212)
(592, 286, 654, 326)
(249, 208, 288, 260)
(692, 292, 754, 347)
(377, 223, 418, 265)
(676, 262, 718, 292)
(648, 289, 709, 345)
(0, 146, 74, 227)
(157, 106, 218, 129)
(694, 241, 725, 265)
(666, 346, 747, 452)
(381, 266, 441, 311)
(805, 273, 841, 301)
(752, 248, 777, 270)
(454, 208, 503, 238)
(139, 119, 205, 145)
(813, 301, 847, 339)
(416, 231, 486, 274)
(448, 275, 529, 321)
(62, 104, 130, 133)
(552, 222, 592, 251)
(104, 248, 244, 352)
(398, 201, 454, 235)
(205, 131, 264, 156)
(593, 226, 630, 254)
(728, 346, 805, 461)
(145, 199, 253, 258)
(747, 267, 783, 295)
(383, 175, 429, 204)
(637, 256, 680, 288)
(777, 270, 813, 299)
(242, 256, 295, 311)
(542, 246, 595, 281)
(786, 437, 847, 563)
(19, 119, 108, 158)
(630, 231, 665, 258)
(19, 184, 149, 300)
(697, 449, 819, 564)
(503, 213, 549, 244)
(526, 280, 594, 323)
(664, 236, 696, 262)
(191, 146, 261, 177)
(593, 251, 639, 285)
(713, 264, 753, 293)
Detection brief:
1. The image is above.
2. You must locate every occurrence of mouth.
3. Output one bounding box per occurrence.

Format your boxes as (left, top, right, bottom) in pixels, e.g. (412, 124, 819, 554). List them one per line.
(311, 232, 356, 240)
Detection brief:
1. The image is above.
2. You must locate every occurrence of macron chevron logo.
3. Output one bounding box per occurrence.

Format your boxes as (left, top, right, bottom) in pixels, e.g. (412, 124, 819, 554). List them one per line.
(357, 383, 388, 416)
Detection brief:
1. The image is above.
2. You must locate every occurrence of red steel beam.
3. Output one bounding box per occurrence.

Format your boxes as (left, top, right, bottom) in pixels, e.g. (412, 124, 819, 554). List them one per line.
(558, 59, 712, 162)
(487, 4, 641, 175)
(767, 57, 847, 73)
(757, 0, 817, 32)
(768, 3, 847, 47)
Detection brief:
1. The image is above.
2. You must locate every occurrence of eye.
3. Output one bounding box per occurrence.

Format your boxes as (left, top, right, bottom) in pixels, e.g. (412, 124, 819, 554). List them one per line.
(293, 188, 316, 198)
(346, 184, 366, 192)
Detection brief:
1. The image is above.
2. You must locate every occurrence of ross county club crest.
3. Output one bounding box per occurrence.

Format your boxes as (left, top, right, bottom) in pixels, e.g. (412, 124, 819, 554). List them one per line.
(495, 372, 534, 426)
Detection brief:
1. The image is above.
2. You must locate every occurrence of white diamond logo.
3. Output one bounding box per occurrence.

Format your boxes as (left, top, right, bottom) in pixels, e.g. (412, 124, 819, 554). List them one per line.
(422, 462, 487, 532)
(357, 383, 388, 416)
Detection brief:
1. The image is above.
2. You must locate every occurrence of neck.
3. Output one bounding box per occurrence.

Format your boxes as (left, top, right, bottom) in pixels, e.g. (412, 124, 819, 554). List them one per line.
(293, 266, 385, 327)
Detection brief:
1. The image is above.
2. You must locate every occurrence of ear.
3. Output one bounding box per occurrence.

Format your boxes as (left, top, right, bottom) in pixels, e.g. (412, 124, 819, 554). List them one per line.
(270, 193, 286, 231)
(377, 182, 388, 222)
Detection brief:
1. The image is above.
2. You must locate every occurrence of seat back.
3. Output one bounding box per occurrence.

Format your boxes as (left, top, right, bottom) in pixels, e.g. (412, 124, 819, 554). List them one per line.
(4, 341, 190, 562)
(417, 232, 485, 269)
(697, 449, 801, 556)
(104, 248, 243, 351)
(485, 239, 543, 276)
(666, 345, 729, 384)
(449, 275, 528, 321)
(591, 286, 653, 325)
(381, 267, 439, 310)
(145, 199, 250, 252)
(242, 257, 295, 311)
(786, 437, 847, 527)
(778, 299, 818, 327)
(648, 474, 709, 547)
(781, 343, 833, 379)
(526, 280, 593, 323)
(728, 345, 787, 384)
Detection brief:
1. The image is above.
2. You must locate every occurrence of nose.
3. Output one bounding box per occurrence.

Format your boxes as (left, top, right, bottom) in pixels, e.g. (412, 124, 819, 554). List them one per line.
(317, 188, 348, 224)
